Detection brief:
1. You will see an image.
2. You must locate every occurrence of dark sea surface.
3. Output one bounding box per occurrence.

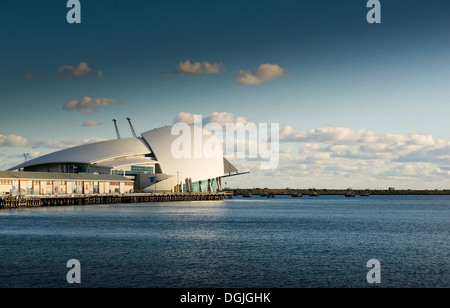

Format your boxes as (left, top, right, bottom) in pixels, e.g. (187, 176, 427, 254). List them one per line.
(0, 195, 448, 288)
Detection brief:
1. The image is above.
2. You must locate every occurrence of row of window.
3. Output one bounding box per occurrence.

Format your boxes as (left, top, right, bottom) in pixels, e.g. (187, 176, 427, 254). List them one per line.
(111, 166, 155, 176)
(0, 180, 132, 186)
(131, 166, 154, 174)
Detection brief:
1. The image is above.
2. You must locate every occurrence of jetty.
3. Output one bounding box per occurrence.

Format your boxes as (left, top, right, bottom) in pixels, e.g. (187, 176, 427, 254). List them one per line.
(230, 188, 450, 196)
(0, 192, 231, 210)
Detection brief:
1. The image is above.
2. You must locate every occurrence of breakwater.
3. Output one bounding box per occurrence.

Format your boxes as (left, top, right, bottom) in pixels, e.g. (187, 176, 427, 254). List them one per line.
(229, 188, 450, 196)
(0, 192, 231, 209)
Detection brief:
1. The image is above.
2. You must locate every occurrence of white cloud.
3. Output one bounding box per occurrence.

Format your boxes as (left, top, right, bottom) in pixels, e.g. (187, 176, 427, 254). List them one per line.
(226, 123, 450, 189)
(236, 63, 285, 85)
(280, 126, 425, 146)
(202, 62, 225, 74)
(58, 61, 93, 79)
(0, 134, 32, 147)
(279, 126, 450, 163)
(0, 134, 106, 150)
(394, 144, 450, 165)
(174, 60, 225, 75)
(173, 112, 193, 124)
(82, 121, 101, 127)
(63, 96, 126, 115)
(174, 112, 248, 127)
(406, 132, 436, 146)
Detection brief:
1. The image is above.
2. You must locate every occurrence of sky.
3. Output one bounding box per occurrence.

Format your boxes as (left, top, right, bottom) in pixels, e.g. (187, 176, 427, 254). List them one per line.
(1, 0, 450, 189)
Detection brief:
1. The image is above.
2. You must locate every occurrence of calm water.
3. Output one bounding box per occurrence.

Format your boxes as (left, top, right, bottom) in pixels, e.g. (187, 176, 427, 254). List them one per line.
(0, 195, 448, 288)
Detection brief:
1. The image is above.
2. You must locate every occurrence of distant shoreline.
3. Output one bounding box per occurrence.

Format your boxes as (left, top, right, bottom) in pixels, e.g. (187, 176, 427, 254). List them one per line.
(227, 188, 450, 196)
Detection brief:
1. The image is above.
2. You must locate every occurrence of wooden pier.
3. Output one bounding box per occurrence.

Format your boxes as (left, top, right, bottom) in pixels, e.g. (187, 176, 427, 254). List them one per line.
(0, 192, 231, 210)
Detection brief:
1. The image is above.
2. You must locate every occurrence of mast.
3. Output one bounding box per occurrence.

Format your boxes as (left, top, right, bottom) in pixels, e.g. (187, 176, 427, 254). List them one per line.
(112, 119, 121, 139)
(127, 117, 137, 138)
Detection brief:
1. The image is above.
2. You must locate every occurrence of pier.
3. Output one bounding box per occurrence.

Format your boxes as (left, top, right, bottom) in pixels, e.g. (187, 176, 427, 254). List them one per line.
(0, 192, 231, 210)
(229, 188, 450, 196)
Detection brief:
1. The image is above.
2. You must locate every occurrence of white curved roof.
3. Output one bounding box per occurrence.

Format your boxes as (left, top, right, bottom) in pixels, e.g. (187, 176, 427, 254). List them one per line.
(141, 125, 225, 182)
(9, 138, 151, 171)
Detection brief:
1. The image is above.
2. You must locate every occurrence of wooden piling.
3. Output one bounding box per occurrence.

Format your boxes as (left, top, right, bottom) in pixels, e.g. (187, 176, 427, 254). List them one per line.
(1, 192, 230, 210)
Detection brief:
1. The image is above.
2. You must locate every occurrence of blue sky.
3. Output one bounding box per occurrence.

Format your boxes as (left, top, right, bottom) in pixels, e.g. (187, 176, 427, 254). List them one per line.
(1, 0, 450, 188)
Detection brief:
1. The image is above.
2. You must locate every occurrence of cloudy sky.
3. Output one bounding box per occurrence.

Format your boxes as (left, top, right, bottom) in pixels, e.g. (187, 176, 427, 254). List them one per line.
(1, 0, 450, 189)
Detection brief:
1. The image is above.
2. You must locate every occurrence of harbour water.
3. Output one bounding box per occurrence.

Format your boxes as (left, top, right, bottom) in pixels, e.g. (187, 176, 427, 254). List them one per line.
(0, 195, 448, 288)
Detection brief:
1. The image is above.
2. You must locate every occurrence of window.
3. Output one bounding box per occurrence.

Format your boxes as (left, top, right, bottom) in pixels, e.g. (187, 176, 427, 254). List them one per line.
(112, 166, 154, 176)
(130, 166, 154, 174)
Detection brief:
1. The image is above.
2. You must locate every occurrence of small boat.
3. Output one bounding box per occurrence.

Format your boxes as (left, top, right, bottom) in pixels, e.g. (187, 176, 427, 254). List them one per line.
(360, 191, 370, 197)
(309, 192, 319, 197)
(260, 193, 268, 197)
(243, 193, 252, 198)
(345, 189, 356, 197)
(291, 192, 302, 197)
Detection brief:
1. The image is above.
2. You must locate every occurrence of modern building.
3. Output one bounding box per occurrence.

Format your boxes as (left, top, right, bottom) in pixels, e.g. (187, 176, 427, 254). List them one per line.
(0, 171, 134, 196)
(8, 124, 241, 193)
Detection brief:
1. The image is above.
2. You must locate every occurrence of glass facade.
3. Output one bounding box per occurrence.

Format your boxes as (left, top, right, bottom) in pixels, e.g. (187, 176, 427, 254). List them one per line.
(57, 164, 89, 173)
(112, 165, 154, 176)
(183, 178, 217, 192)
(131, 166, 154, 174)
